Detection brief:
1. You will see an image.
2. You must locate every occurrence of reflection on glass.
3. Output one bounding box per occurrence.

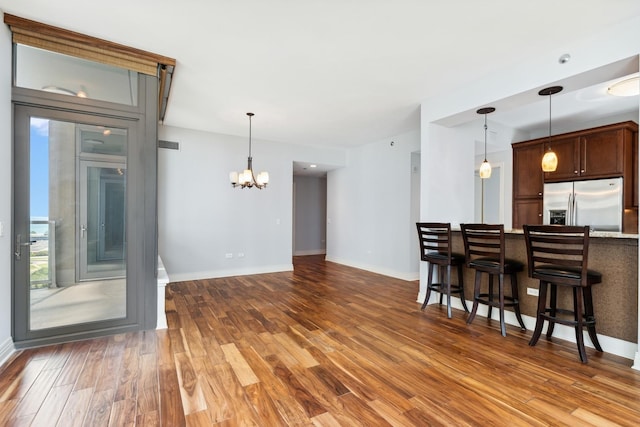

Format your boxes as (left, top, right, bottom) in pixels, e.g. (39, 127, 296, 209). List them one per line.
(16, 44, 138, 106)
(29, 117, 128, 330)
(83, 165, 126, 278)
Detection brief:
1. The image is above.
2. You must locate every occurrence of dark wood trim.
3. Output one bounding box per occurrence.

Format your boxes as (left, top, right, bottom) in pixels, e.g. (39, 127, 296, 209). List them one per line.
(4, 13, 176, 70)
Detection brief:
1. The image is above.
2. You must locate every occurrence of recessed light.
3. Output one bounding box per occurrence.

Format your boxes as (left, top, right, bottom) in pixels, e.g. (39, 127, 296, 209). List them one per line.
(310, 164, 317, 168)
(558, 53, 571, 64)
(607, 76, 639, 97)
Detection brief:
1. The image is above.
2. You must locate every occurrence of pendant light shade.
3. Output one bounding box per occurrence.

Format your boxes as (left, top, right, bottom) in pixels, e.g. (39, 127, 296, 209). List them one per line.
(479, 160, 492, 179)
(229, 112, 269, 189)
(541, 150, 558, 172)
(539, 86, 563, 173)
(477, 107, 495, 179)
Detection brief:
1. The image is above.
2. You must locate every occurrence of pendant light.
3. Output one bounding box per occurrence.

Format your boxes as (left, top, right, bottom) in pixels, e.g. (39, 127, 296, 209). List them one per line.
(477, 107, 495, 179)
(539, 86, 563, 172)
(229, 112, 269, 189)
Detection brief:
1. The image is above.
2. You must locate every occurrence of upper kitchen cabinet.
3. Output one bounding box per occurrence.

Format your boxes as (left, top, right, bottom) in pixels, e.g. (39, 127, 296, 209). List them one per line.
(512, 140, 544, 229)
(544, 121, 637, 182)
(512, 140, 544, 199)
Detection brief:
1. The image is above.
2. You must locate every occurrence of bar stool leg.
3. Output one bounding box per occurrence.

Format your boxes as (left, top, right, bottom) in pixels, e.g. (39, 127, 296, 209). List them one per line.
(574, 287, 588, 363)
(457, 264, 469, 313)
(446, 265, 453, 318)
(510, 273, 526, 330)
(487, 274, 494, 320)
(421, 262, 435, 310)
(467, 270, 482, 325)
(583, 286, 602, 352)
(529, 281, 548, 347)
(546, 284, 557, 339)
(438, 267, 444, 305)
(498, 274, 506, 337)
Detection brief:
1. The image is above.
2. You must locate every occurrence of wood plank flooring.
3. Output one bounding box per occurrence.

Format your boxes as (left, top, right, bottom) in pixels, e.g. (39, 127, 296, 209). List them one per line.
(1, 255, 640, 426)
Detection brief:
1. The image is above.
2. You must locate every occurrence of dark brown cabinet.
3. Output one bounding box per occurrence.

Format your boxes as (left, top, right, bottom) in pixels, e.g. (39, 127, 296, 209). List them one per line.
(513, 199, 542, 229)
(512, 121, 638, 232)
(544, 126, 629, 182)
(541, 136, 580, 181)
(512, 140, 544, 229)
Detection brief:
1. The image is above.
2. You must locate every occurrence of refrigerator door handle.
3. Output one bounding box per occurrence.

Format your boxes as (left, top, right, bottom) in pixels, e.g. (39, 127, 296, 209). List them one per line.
(567, 194, 573, 225)
(573, 195, 578, 226)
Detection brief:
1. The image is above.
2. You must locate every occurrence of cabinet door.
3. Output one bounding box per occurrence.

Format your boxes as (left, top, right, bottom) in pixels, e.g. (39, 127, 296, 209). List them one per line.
(513, 142, 544, 198)
(633, 130, 638, 207)
(581, 129, 624, 178)
(513, 199, 542, 229)
(544, 136, 580, 182)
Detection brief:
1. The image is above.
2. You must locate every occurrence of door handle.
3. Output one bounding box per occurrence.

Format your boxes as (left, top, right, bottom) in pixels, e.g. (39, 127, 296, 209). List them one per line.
(80, 224, 86, 238)
(14, 234, 33, 260)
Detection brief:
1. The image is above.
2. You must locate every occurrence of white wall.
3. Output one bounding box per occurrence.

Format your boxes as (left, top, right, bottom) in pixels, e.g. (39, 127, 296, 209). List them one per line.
(326, 129, 421, 281)
(293, 176, 326, 256)
(420, 122, 475, 226)
(158, 125, 346, 282)
(0, 12, 14, 364)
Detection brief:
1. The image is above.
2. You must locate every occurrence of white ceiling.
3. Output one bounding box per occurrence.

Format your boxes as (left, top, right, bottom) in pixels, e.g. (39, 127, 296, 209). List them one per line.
(1, 0, 639, 155)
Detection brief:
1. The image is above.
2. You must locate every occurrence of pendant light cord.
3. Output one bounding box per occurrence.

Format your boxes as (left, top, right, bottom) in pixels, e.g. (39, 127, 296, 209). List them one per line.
(484, 114, 488, 161)
(548, 93, 552, 151)
(248, 113, 253, 158)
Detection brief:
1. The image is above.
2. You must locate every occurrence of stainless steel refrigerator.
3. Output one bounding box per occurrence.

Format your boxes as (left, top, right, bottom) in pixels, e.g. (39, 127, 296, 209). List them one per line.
(543, 177, 623, 232)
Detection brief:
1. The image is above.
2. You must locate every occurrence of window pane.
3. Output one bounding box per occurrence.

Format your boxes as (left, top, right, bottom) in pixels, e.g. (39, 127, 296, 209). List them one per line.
(29, 117, 128, 330)
(15, 44, 138, 106)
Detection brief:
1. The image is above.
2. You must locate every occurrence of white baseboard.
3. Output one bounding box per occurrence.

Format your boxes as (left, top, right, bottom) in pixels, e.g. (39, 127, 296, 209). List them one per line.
(0, 336, 16, 367)
(157, 257, 169, 330)
(325, 256, 419, 281)
(418, 293, 638, 363)
(167, 264, 294, 283)
(293, 249, 326, 256)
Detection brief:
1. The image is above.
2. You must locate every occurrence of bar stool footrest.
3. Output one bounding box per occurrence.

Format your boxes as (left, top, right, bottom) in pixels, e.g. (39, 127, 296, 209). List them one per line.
(474, 293, 520, 308)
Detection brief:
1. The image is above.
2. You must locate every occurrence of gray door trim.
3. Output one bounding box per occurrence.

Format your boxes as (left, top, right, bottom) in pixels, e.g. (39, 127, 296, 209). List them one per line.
(12, 74, 158, 348)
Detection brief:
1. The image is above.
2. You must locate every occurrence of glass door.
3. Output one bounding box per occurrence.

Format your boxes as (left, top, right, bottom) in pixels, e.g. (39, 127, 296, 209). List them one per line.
(14, 106, 137, 340)
(79, 160, 127, 281)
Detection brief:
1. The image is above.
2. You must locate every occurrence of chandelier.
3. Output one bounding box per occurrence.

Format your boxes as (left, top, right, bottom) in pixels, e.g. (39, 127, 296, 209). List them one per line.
(229, 112, 269, 189)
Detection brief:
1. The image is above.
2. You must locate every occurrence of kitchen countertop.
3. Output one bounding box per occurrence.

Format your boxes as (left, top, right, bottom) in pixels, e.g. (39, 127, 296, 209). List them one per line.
(452, 228, 638, 239)
(508, 229, 638, 239)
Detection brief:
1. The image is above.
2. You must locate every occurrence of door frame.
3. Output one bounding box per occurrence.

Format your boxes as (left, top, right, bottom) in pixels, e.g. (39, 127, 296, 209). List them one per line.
(12, 75, 158, 347)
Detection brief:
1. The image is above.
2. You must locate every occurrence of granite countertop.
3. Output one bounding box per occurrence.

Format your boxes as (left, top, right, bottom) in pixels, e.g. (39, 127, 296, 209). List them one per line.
(451, 227, 638, 239)
(507, 229, 638, 239)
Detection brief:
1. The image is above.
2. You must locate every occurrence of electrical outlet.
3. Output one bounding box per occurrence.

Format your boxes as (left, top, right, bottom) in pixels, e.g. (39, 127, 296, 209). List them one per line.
(527, 287, 539, 296)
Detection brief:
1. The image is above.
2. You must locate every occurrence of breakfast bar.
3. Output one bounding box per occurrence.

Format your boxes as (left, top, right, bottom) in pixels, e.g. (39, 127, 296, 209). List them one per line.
(425, 230, 639, 351)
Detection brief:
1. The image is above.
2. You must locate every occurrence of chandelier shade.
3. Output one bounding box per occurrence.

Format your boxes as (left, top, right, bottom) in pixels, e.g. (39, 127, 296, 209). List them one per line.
(229, 112, 269, 189)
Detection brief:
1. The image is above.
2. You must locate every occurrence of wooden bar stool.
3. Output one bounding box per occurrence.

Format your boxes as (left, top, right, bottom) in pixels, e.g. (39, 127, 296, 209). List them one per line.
(524, 225, 603, 363)
(416, 222, 469, 318)
(461, 224, 526, 336)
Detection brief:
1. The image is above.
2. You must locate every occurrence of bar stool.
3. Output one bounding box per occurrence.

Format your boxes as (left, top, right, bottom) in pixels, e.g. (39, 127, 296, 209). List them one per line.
(416, 222, 469, 318)
(523, 225, 603, 363)
(461, 224, 526, 336)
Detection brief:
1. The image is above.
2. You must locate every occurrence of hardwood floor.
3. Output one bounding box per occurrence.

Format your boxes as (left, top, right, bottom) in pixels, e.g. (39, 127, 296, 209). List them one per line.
(1, 255, 640, 426)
